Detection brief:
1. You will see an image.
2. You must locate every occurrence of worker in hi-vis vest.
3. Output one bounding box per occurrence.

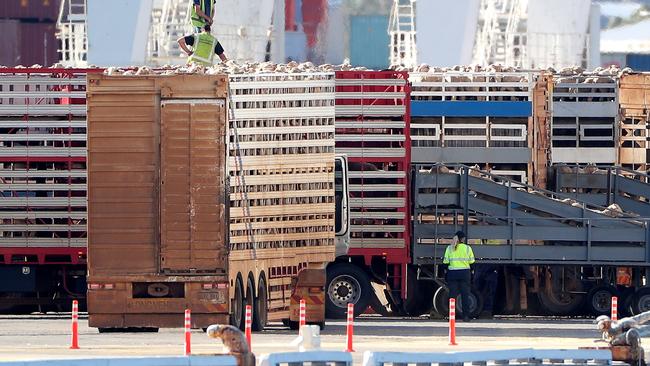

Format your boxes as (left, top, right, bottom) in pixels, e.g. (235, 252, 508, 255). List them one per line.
(443, 230, 475, 322)
(178, 24, 228, 65)
(474, 239, 500, 319)
(190, 0, 215, 33)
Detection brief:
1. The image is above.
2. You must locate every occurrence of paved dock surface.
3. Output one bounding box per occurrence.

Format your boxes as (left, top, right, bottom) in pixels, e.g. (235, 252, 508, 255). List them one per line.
(0, 315, 606, 363)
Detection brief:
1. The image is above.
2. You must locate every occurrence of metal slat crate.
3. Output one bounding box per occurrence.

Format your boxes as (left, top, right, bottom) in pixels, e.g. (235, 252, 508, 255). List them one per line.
(335, 70, 411, 273)
(409, 71, 538, 185)
(618, 73, 650, 168)
(0, 68, 93, 259)
(551, 74, 619, 165)
(228, 72, 336, 252)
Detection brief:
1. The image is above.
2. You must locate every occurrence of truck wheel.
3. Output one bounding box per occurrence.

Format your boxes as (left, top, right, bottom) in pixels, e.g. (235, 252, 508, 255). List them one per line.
(245, 277, 255, 329)
(252, 275, 268, 331)
(632, 287, 650, 314)
(431, 286, 483, 318)
(586, 286, 617, 315)
(404, 266, 436, 316)
(231, 277, 245, 330)
(537, 267, 584, 315)
(325, 263, 371, 319)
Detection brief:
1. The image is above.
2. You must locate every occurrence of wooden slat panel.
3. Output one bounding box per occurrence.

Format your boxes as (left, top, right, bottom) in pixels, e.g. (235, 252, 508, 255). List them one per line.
(160, 101, 227, 272)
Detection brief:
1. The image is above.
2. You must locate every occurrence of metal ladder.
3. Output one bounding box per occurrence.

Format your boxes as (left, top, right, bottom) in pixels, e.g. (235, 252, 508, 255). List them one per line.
(57, 0, 88, 67)
(388, 0, 417, 68)
(146, 0, 193, 66)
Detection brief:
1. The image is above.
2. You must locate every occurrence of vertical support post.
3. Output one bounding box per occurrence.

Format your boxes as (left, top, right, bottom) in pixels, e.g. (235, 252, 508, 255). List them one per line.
(611, 296, 618, 321)
(70, 299, 79, 349)
(345, 303, 355, 352)
(645, 221, 650, 263)
(299, 299, 306, 330)
(184, 309, 191, 356)
(449, 297, 457, 346)
(245, 304, 252, 350)
(462, 167, 469, 236)
(586, 219, 591, 261)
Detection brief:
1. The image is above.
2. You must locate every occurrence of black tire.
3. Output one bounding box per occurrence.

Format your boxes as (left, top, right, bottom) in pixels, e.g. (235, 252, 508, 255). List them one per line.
(431, 286, 483, 318)
(432, 286, 448, 317)
(404, 265, 436, 316)
(252, 275, 268, 332)
(537, 266, 585, 315)
(586, 286, 617, 316)
(231, 276, 245, 330)
(325, 263, 371, 319)
(245, 276, 255, 330)
(287, 320, 299, 330)
(0, 292, 26, 314)
(632, 287, 650, 315)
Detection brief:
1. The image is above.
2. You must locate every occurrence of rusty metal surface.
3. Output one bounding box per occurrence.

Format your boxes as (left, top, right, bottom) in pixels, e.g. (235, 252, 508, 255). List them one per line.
(0, 0, 60, 21)
(87, 76, 159, 276)
(87, 74, 230, 328)
(160, 101, 227, 272)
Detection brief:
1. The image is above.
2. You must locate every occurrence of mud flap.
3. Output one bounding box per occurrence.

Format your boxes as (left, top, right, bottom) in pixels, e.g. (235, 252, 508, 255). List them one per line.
(289, 268, 326, 324)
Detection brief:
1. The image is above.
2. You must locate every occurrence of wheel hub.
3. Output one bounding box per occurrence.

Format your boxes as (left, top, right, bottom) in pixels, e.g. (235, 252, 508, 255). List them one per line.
(592, 290, 612, 313)
(328, 275, 361, 307)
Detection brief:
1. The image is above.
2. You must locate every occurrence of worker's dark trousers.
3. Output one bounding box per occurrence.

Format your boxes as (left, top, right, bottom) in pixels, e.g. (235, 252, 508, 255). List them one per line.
(474, 264, 498, 312)
(447, 269, 472, 318)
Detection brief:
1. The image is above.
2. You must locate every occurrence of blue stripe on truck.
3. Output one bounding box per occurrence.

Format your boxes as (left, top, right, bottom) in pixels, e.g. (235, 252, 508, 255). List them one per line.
(411, 101, 533, 117)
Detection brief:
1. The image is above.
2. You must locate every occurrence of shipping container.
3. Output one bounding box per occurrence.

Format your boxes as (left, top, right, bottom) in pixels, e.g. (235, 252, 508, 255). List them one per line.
(349, 15, 389, 70)
(0, 0, 60, 21)
(18, 22, 58, 66)
(626, 53, 650, 71)
(0, 20, 20, 65)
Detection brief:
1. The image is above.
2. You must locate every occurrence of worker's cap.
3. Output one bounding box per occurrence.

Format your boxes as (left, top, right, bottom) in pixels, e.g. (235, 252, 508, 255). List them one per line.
(454, 231, 466, 240)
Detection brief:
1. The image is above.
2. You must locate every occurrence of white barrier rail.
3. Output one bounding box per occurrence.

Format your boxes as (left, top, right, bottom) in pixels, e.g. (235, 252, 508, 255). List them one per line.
(0, 356, 238, 366)
(259, 351, 353, 366)
(362, 348, 613, 366)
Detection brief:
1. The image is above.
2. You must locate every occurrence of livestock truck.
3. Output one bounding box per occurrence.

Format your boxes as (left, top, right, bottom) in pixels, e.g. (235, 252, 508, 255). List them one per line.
(3, 67, 650, 321)
(327, 70, 650, 319)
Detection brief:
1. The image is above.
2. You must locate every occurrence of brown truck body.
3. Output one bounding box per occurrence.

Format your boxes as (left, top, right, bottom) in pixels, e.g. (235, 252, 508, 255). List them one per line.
(87, 73, 336, 329)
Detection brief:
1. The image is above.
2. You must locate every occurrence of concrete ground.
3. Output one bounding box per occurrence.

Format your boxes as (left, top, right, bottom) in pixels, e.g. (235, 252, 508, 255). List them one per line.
(0, 314, 606, 364)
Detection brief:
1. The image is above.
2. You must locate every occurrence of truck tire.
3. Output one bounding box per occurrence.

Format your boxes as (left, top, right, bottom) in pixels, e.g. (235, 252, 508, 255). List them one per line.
(432, 287, 448, 317)
(632, 287, 650, 314)
(231, 276, 245, 330)
(325, 263, 371, 319)
(431, 286, 483, 318)
(252, 275, 268, 331)
(537, 267, 584, 315)
(586, 286, 617, 316)
(404, 265, 436, 316)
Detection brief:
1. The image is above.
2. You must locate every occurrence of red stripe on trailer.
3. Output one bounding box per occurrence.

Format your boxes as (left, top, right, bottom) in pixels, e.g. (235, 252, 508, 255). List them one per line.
(0, 157, 86, 163)
(0, 248, 87, 265)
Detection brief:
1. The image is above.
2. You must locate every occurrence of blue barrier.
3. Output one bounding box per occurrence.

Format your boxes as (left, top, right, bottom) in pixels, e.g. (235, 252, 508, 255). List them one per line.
(0, 356, 238, 366)
(363, 348, 612, 366)
(259, 351, 353, 366)
(411, 101, 532, 117)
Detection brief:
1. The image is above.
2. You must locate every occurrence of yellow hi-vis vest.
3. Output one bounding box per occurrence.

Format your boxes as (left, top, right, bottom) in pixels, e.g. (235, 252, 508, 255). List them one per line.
(189, 0, 215, 28)
(188, 33, 217, 66)
(443, 243, 475, 270)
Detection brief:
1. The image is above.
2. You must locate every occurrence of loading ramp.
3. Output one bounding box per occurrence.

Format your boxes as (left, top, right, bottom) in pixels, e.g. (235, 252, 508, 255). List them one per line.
(412, 164, 650, 266)
(555, 165, 650, 218)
